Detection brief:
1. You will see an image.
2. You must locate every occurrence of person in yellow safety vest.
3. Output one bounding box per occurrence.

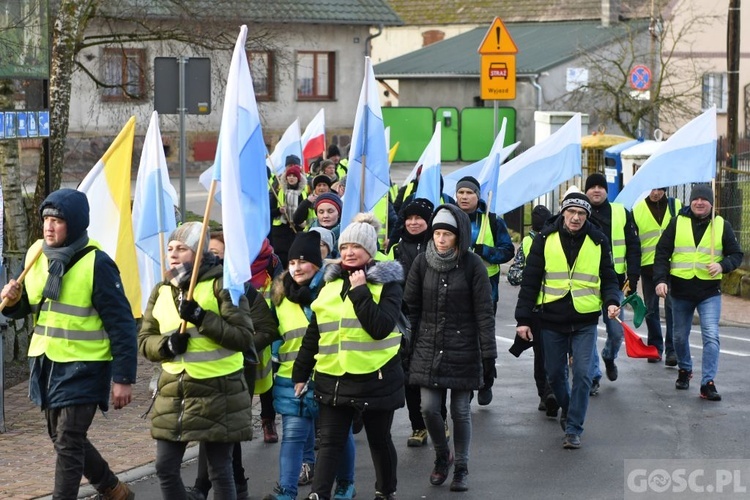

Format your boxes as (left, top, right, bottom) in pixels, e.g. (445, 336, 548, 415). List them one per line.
(263, 231, 357, 500)
(453, 176, 514, 319)
(507, 204, 560, 417)
(270, 157, 307, 268)
(293, 213, 405, 500)
(632, 188, 682, 367)
(293, 176, 334, 231)
(1, 189, 137, 500)
(515, 189, 621, 450)
(189, 231, 280, 499)
(137, 222, 256, 499)
(327, 144, 349, 181)
(584, 173, 641, 394)
(653, 184, 743, 401)
(294, 192, 343, 249)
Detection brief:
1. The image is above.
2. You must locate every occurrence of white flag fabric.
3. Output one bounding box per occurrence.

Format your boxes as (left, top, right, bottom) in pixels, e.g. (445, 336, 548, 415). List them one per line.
(414, 123, 442, 206)
(614, 107, 717, 208)
(267, 118, 302, 175)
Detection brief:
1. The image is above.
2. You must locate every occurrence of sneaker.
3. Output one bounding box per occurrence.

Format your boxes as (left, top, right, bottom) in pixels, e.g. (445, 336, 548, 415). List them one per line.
(298, 462, 315, 486)
(429, 451, 454, 485)
(306, 494, 320, 500)
(477, 387, 493, 405)
(449, 465, 469, 492)
(559, 409, 568, 433)
(675, 369, 692, 390)
(604, 359, 618, 381)
(373, 492, 395, 499)
(407, 429, 428, 447)
(700, 380, 722, 401)
(545, 393, 559, 418)
(263, 484, 295, 500)
(665, 353, 678, 367)
(262, 418, 279, 443)
(562, 434, 581, 449)
(589, 377, 600, 396)
(333, 480, 356, 499)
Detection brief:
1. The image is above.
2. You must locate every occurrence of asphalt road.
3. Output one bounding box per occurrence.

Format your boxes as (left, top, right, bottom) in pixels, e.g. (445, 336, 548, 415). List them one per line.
(122, 277, 750, 500)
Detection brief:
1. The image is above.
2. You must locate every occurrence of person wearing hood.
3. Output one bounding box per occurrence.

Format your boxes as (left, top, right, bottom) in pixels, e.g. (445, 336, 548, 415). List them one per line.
(507, 204, 559, 417)
(584, 172, 641, 394)
(453, 176, 514, 314)
(653, 184, 743, 401)
(137, 222, 256, 499)
(404, 204, 497, 492)
(1, 189, 137, 500)
(515, 189, 620, 450)
(270, 156, 307, 268)
(293, 213, 405, 500)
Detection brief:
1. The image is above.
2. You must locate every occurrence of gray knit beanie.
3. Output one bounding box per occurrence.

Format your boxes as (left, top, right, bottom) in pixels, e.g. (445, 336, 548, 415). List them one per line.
(431, 208, 458, 235)
(169, 222, 209, 254)
(338, 213, 380, 257)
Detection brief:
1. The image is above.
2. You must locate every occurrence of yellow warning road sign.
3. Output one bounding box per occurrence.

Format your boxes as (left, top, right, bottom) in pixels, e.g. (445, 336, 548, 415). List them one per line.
(477, 17, 518, 55)
(480, 55, 516, 100)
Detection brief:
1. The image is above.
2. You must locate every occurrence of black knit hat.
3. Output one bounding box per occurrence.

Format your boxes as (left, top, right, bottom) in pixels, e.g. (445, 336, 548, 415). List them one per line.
(288, 231, 323, 269)
(312, 174, 332, 188)
(285, 154, 301, 167)
(456, 176, 481, 195)
(560, 191, 591, 217)
(403, 198, 434, 222)
(584, 172, 608, 193)
(531, 205, 552, 231)
(689, 183, 714, 205)
(327, 144, 341, 158)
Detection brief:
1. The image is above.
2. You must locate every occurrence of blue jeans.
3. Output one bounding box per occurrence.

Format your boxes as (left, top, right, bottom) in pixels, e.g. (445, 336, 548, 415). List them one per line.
(671, 294, 721, 385)
(591, 290, 624, 380)
(421, 388, 472, 466)
(278, 414, 316, 496)
(542, 325, 597, 436)
(642, 272, 674, 356)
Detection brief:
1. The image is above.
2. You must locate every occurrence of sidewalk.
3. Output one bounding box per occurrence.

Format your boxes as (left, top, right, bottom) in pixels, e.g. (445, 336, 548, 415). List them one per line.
(1, 294, 748, 500)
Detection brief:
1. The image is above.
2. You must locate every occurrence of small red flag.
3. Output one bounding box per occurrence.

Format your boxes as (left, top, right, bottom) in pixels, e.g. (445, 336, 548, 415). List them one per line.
(621, 319, 661, 359)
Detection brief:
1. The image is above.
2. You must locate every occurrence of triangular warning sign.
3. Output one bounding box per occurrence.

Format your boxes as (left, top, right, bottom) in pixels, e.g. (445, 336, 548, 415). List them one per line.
(478, 17, 518, 55)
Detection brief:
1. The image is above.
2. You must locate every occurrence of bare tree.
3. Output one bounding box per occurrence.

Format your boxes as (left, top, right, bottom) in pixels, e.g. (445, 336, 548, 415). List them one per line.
(553, 5, 720, 138)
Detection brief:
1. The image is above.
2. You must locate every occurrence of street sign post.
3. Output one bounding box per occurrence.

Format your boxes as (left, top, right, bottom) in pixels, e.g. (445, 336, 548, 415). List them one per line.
(477, 17, 519, 136)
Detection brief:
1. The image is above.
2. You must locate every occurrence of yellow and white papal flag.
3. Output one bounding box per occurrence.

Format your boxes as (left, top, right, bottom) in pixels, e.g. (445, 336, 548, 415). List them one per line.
(78, 116, 142, 317)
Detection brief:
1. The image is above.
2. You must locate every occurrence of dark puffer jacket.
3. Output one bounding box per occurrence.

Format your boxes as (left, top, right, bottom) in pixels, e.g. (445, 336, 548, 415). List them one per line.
(138, 263, 255, 443)
(292, 260, 406, 412)
(404, 204, 497, 390)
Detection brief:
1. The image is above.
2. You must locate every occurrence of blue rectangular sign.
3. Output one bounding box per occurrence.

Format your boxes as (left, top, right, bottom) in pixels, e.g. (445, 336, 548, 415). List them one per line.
(4, 112, 16, 138)
(27, 112, 38, 137)
(38, 111, 49, 137)
(0, 112, 4, 139)
(16, 112, 27, 138)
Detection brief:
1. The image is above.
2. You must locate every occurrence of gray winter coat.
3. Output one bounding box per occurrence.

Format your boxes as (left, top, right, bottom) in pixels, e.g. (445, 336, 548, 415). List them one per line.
(404, 204, 497, 390)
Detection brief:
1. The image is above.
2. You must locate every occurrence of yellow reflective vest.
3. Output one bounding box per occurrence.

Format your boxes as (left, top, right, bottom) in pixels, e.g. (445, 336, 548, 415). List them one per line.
(254, 281, 274, 394)
(474, 213, 500, 277)
(522, 234, 533, 260)
(633, 198, 682, 266)
(609, 203, 627, 274)
(373, 195, 389, 248)
(670, 216, 724, 281)
(536, 232, 602, 314)
(275, 297, 310, 379)
(153, 281, 244, 379)
(26, 239, 111, 362)
(312, 280, 401, 376)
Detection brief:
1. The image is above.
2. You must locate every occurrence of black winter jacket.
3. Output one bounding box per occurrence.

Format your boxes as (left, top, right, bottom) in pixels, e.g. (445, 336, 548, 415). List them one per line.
(515, 215, 620, 333)
(292, 260, 405, 412)
(404, 204, 497, 391)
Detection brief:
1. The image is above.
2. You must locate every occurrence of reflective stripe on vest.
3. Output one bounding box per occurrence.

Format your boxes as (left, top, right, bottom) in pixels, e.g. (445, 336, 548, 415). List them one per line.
(26, 239, 112, 362)
(633, 198, 682, 266)
(536, 232, 602, 314)
(154, 281, 243, 379)
(253, 281, 275, 393)
(275, 298, 310, 379)
(312, 280, 400, 375)
(474, 213, 500, 277)
(610, 203, 627, 273)
(272, 187, 286, 226)
(670, 215, 724, 281)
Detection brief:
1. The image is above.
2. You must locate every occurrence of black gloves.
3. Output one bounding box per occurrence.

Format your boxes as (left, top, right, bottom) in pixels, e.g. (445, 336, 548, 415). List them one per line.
(482, 358, 497, 388)
(474, 244, 486, 257)
(179, 299, 206, 326)
(626, 274, 639, 296)
(160, 330, 191, 358)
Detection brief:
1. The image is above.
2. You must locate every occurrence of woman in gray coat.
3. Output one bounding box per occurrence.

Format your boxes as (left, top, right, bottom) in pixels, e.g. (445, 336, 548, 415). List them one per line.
(404, 204, 497, 493)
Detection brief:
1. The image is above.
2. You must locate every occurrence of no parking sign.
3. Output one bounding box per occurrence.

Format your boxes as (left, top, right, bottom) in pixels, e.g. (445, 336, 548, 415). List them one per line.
(629, 64, 652, 90)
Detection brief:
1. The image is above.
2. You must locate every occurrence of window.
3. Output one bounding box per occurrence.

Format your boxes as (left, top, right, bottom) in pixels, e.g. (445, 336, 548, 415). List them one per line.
(296, 51, 335, 101)
(101, 48, 146, 101)
(248, 50, 274, 100)
(702, 73, 728, 112)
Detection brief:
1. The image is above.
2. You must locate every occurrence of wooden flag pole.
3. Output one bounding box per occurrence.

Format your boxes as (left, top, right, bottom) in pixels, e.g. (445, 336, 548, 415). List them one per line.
(710, 178, 716, 261)
(0, 245, 44, 312)
(180, 179, 216, 333)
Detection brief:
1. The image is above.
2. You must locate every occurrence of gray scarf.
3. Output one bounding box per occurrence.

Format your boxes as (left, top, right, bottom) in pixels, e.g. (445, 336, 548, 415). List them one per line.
(284, 187, 302, 223)
(42, 231, 90, 301)
(425, 239, 458, 272)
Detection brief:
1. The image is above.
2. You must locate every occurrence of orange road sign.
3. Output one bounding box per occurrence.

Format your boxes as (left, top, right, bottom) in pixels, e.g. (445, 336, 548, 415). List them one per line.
(480, 55, 516, 100)
(477, 17, 519, 55)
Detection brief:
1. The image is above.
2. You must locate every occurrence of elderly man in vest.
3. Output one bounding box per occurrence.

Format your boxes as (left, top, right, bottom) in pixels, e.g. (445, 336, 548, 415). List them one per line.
(515, 188, 620, 449)
(632, 188, 682, 366)
(653, 184, 743, 401)
(584, 173, 641, 394)
(1, 189, 137, 500)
